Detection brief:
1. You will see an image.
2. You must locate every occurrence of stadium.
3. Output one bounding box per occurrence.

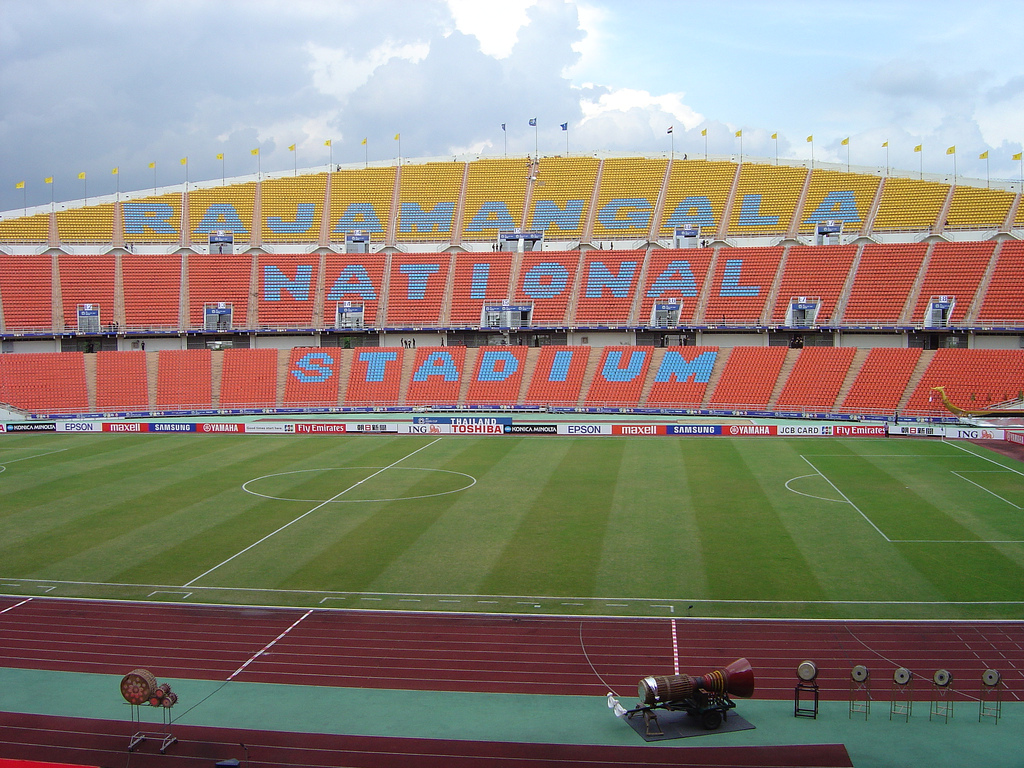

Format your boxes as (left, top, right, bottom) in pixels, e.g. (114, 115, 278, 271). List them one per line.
(1, 152, 1022, 767)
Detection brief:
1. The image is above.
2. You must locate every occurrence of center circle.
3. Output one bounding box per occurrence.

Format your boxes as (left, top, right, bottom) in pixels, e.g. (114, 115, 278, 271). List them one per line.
(241, 466, 476, 503)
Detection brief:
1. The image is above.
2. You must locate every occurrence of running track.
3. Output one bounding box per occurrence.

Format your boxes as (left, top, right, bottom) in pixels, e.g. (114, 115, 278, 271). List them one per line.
(1, 596, 1021, 767)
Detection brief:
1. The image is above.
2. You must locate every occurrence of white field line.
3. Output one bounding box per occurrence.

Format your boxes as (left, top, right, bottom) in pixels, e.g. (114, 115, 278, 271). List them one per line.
(182, 438, 443, 587)
(951, 471, 1022, 510)
(226, 609, 314, 681)
(943, 438, 1024, 478)
(0, 448, 69, 473)
(800, 455, 892, 541)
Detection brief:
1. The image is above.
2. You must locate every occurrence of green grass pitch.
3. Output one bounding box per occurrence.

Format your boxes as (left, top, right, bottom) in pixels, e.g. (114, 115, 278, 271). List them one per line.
(1, 433, 1022, 620)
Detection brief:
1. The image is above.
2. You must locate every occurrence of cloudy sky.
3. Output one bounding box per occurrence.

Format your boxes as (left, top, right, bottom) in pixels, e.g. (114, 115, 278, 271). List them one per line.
(3, 0, 1024, 213)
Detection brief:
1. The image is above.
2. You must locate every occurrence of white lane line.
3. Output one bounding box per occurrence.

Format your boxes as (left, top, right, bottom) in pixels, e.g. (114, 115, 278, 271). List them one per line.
(670, 618, 680, 675)
(183, 438, 443, 587)
(0, 598, 32, 614)
(227, 609, 313, 681)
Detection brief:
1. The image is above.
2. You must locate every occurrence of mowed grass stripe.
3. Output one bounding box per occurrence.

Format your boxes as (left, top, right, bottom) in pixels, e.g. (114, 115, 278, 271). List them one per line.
(480, 438, 626, 597)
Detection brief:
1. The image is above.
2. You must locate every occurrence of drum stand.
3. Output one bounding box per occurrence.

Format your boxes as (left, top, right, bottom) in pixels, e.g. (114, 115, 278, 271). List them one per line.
(128, 704, 177, 754)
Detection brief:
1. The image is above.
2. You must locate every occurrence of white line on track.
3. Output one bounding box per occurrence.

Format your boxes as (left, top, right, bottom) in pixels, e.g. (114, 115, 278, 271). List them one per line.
(0, 598, 32, 614)
(226, 609, 313, 681)
(670, 618, 680, 675)
(182, 438, 443, 587)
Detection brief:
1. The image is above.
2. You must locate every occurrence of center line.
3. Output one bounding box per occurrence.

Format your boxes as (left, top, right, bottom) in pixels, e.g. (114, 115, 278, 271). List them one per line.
(183, 438, 443, 587)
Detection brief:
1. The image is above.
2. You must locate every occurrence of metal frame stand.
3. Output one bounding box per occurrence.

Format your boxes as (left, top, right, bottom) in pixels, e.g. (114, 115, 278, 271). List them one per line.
(128, 704, 177, 754)
(849, 678, 870, 719)
(794, 680, 819, 718)
(979, 681, 1002, 724)
(929, 682, 953, 723)
(890, 678, 913, 722)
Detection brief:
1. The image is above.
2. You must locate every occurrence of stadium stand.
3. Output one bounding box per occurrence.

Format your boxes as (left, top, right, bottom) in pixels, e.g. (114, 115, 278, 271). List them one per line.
(0, 212, 49, 242)
(590, 157, 666, 242)
(871, 177, 949, 231)
(525, 156, 599, 241)
(460, 158, 529, 242)
(396, 162, 464, 244)
(0, 253, 53, 331)
(584, 345, 653, 407)
(944, 185, 1015, 230)
(773, 346, 857, 412)
(728, 163, 806, 235)
(260, 175, 326, 243)
(257, 254, 320, 327)
(637, 248, 714, 325)
(707, 346, 788, 409)
(908, 240, 995, 325)
(122, 254, 182, 329)
(656, 159, 735, 238)
(188, 182, 256, 246)
(841, 243, 927, 325)
(644, 346, 719, 408)
(463, 345, 528, 406)
(343, 347, 404, 406)
(284, 347, 343, 408)
(512, 250, 582, 324)
(797, 169, 880, 235)
(0, 351, 89, 413)
(703, 246, 783, 324)
(219, 347, 279, 409)
(155, 348, 212, 411)
(837, 347, 922, 416)
(328, 166, 395, 244)
(123, 192, 184, 244)
(324, 252, 385, 327)
(404, 346, 466, 406)
(187, 254, 252, 330)
(386, 253, 451, 326)
(56, 203, 115, 242)
(975, 239, 1024, 325)
(449, 251, 514, 326)
(769, 244, 857, 325)
(573, 249, 645, 325)
(904, 348, 1024, 416)
(95, 350, 149, 412)
(57, 254, 116, 331)
(523, 345, 591, 407)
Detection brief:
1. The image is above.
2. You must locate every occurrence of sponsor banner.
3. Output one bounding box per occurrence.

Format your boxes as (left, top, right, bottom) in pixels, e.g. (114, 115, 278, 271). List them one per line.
(891, 425, 940, 436)
(401, 423, 451, 434)
(103, 422, 146, 432)
(668, 424, 723, 435)
(246, 423, 297, 434)
(56, 421, 102, 432)
(503, 424, 558, 434)
(295, 423, 347, 434)
(558, 424, 612, 435)
(414, 416, 513, 426)
(149, 422, 197, 433)
(5, 422, 57, 432)
(197, 423, 245, 433)
(352, 423, 398, 433)
(1007, 431, 1024, 446)
(777, 424, 834, 436)
(831, 424, 887, 437)
(946, 427, 1004, 441)
(612, 424, 666, 435)
(724, 425, 777, 436)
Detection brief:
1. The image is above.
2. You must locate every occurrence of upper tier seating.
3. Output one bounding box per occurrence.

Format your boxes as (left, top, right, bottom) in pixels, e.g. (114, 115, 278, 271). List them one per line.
(975, 240, 1024, 325)
(329, 167, 395, 244)
(797, 169, 880, 235)
(573, 250, 645, 325)
(123, 192, 183, 244)
(461, 159, 529, 242)
(122, 254, 182, 329)
(0, 212, 49, 242)
(0, 254, 52, 330)
(591, 157, 667, 242)
(773, 346, 857, 412)
(838, 347, 922, 415)
(945, 186, 1014, 229)
(908, 240, 994, 325)
(219, 347, 279, 409)
(257, 254, 319, 328)
(657, 160, 735, 238)
(707, 346, 788, 409)
(188, 182, 255, 245)
(728, 164, 806, 236)
(523, 345, 591, 407)
(872, 177, 948, 231)
(260, 175, 326, 243)
(525, 156, 599, 240)
(395, 162, 464, 244)
(56, 204, 115, 242)
(769, 244, 857, 324)
(842, 243, 927, 324)
(57, 254, 116, 331)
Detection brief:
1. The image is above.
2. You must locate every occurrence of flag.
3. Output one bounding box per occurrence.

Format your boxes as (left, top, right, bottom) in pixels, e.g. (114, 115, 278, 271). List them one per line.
(361, 138, 367, 145)
(735, 129, 742, 138)
(841, 137, 849, 146)
(78, 171, 86, 179)
(529, 118, 537, 126)
(112, 167, 118, 175)
(216, 153, 223, 160)
(882, 141, 888, 147)
(181, 157, 188, 165)
(946, 146, 955, 155)
(288, 144, 296, 151)
(701, 128, 707, 137)
(806, 135, 813, 142)
(1015, 152, 1023, 161)
(914, 144, 922, 152)
(501, 123, 506, 131)
(44, 177, 53, 184)
(251, 148, 259, 156)
(324, 139, 331, 147)
(148, 162, 155, 169)
(561, 123, 568, 131)
(667, 126, 673, 134)
(394, 133, 400, 140)
(15, 181, 24, 189)
(771, 132, 777, 140)
(979, 150, 989, 159)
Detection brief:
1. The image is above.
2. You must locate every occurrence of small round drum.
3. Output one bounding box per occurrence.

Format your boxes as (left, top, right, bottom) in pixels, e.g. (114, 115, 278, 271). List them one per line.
(933, 669, 952, 687)
(797, 661, 818, 682)
(851, 665, 869, 683)
(120, 669, 157, 705)
(982, 669, 1001, 687)
(893, 667, 912, 685)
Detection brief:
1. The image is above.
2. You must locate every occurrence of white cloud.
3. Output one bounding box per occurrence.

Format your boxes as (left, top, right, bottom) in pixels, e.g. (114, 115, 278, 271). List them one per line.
(445, 0, 539, 58)
(580, 88, 703, 132)
(307, 39, 431, 101)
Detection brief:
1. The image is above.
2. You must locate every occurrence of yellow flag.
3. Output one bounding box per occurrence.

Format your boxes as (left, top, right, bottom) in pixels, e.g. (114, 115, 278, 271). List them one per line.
(701, 128, 707, 137)
(1014, 152, 1023, 161)
(148, 162, 155, 169)
(771, 132, 777, 140)
(841, 137, 849, 146)
(361, 138, 367, 145)
(882, 141, 888, 148)
(734, 129, 742, 138)
(979, 150, 989, 160)
(946, 145, 955, 155)
(15, 181, 25, 189)
(181, 157, 188, 165)
(914, 144, 922, 152)
(112, 167, 118, 175)
(806, 135, 813, 143)
(324, 139, 332, 147)
(44, 177, 53, 184)
(216, 153, 224, 160)
(251, 148, 259, 156)
(394, 133, 400, 141)
(78, 171, 86, 179)
(288, 144, 296, 151)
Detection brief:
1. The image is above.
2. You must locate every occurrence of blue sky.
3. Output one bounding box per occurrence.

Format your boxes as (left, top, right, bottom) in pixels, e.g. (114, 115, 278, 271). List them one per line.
(3, 0, 1023, 214)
